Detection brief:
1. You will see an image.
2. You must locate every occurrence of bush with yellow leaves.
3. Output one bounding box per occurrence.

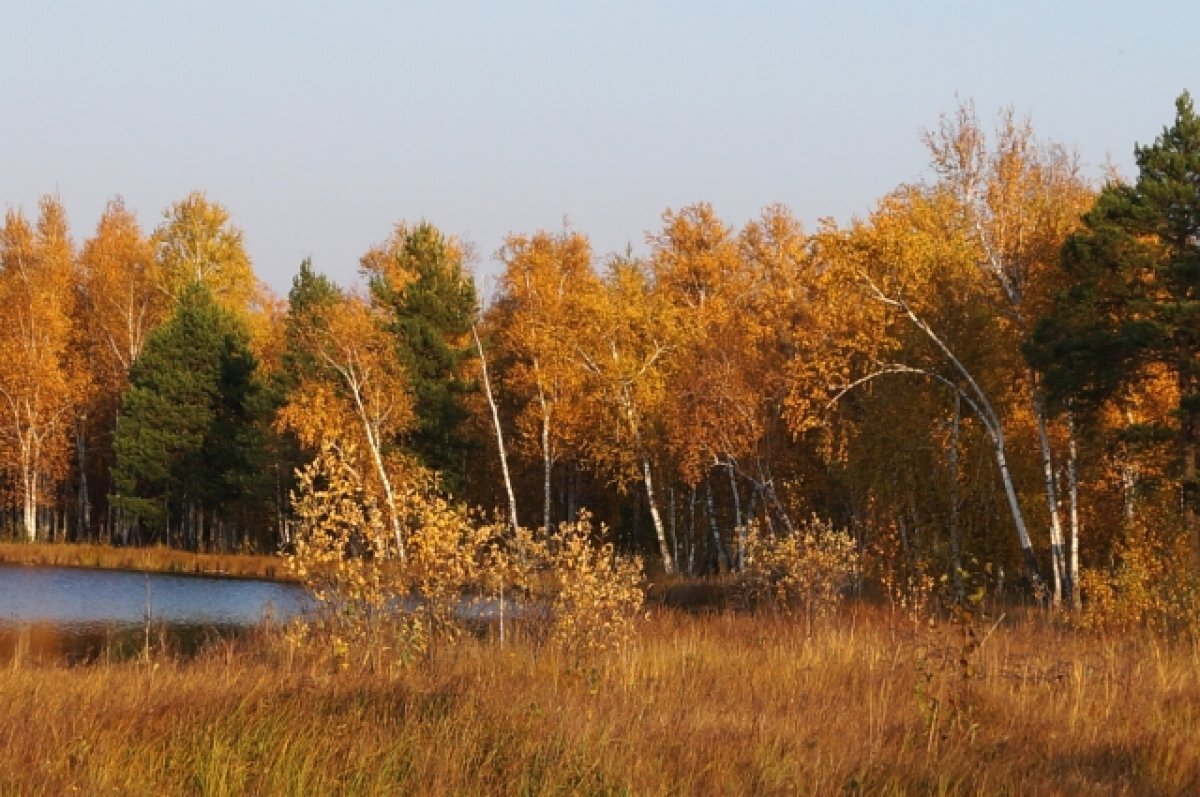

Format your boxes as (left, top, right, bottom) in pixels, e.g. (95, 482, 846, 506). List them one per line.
(286, 441, 424, 670)
(542, 512, 645, 658)
(287, 441, 502, 668)
(287, 446, 648, 669)
(478, 526, 547, 646)
(1079, 519, 1200, 636)
(735, 517, 860, 627)
(400, 481, 496, 654)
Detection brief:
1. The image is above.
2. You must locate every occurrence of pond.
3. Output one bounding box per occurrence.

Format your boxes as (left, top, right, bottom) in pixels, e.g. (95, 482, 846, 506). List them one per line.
(0, 564, 308, 663)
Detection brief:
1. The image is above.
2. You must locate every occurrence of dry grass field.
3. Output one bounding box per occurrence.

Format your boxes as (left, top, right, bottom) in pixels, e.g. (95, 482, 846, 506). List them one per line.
(1, 604, 1196, 796)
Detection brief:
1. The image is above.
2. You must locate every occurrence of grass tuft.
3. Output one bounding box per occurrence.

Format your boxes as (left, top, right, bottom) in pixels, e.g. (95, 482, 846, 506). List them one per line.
(0, 605, 1197, 794)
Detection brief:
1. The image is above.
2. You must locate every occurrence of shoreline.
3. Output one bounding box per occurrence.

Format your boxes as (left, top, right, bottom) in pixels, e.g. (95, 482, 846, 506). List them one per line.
(0, 541, 296, 583)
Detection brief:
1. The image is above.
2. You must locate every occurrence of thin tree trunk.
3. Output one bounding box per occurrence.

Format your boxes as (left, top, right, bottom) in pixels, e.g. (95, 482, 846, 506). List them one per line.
(349, 387, 406, 561)
(1032, 389, 1066, 606)
(1067, 411, 1081, 611)
(745, 485, 760, 534)
(471, 324, 520, 533)
(705, 474, 731, 572)
(948, 392, 964, 603)
(23, 464, 37, 542)
(687, 486, 698, 577)
(541, 408, 552, 533)
(75, 415, 91, 542)
(994, 433, 1043, 599)
(765, 478, 795, 536)
(1182, 365, 1200, 564)
(641, 455, 675, 575)
(566, 462, 578, 525)
(668, 486, 679, 572)
(726, 460, 744, 570)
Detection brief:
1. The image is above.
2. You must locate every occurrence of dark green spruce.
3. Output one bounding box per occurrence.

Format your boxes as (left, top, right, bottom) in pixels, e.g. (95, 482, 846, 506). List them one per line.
(1030, 91, 1200, 561)
(111, 282, 269, 549)
(366, 223, 478, 491)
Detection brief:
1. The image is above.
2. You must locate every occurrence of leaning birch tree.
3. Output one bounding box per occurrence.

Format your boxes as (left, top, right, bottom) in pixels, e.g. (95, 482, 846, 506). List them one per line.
(923, 102, 1093, 604)
(789, 191, 1049, 597)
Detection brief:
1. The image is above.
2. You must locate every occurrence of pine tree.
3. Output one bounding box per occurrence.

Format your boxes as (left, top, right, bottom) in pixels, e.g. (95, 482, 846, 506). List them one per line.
(1032, 91, 1200, 561)
(111, 281, 266, 548)
(362, 223, 478, 490)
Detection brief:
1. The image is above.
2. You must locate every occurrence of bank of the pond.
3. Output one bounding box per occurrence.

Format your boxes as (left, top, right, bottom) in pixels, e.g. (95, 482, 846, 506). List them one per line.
(0, 541, 295, 582)
(0, 561, 309, 665)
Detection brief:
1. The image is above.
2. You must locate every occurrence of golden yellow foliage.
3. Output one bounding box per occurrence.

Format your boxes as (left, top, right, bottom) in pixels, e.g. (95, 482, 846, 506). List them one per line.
(735, 517, 859, 626)
(544, 511, 645, 658)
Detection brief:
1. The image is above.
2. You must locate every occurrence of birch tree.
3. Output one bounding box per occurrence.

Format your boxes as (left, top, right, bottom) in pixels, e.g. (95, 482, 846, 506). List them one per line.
(77, 199, 166, 538)
(491, 227, 596, 533)
(277, 291, 416, 559)
(0, 198, 82, 540)
(153, 192, 262, 314)
(79, 199, 165, 383)
(924, 102, 1093, 604)
(574, 256, 679, 574)
(789, 190, 1049, 597)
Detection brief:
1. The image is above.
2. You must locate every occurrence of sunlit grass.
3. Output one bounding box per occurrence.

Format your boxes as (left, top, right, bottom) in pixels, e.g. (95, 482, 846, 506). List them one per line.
(1, 605, 1197, 795)
(0, 541, 291, 581)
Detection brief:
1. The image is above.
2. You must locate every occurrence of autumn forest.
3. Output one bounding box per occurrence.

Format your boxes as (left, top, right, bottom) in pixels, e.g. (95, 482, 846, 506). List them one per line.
(4, 93, 1200, 627)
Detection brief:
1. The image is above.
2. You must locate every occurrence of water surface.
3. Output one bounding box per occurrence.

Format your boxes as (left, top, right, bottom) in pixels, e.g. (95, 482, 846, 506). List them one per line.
(0, 564, 307, 662)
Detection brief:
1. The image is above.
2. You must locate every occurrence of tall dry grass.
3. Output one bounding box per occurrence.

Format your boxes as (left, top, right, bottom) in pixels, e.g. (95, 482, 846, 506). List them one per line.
(0, 542, 291, 581)
(0, 607, 1196, 795)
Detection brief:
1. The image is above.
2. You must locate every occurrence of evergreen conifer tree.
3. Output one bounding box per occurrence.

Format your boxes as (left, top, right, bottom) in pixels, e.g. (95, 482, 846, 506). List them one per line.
(364, 223, 478, 490)
(111, 281, 266, 547)
(1031, 91, 1200, 560)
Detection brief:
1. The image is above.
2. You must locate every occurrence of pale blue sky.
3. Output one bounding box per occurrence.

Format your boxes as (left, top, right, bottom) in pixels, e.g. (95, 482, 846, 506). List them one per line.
(3, 1, 1196, 296)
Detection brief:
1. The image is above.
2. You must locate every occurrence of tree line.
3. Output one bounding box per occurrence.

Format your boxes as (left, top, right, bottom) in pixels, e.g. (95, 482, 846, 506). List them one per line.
(2, 93, 1198, 609)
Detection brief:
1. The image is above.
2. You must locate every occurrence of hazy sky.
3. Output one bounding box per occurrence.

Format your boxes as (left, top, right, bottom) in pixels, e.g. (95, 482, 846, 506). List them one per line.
(4, 1, 1197, 297)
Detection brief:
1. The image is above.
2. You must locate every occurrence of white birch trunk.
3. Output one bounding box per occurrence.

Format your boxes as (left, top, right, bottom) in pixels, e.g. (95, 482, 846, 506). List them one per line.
(347, 382, 406, 561)
(541, 397, 552, 534)
(641, 454, 675, 575)
(726, 460, 745, 569)
(857, 279, 1046, 595)
(23, 476, 37, 542)
(1067, 412, 1081, 610)
(1033, 391, 1066, 606)
(705, 475, 730, 572)
(472, 324, 520, 533)
(992, 429, 1042, 594)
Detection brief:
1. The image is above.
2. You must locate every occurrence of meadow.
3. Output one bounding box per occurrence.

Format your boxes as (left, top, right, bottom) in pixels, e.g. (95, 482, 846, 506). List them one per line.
(1, 600, 1196, 796)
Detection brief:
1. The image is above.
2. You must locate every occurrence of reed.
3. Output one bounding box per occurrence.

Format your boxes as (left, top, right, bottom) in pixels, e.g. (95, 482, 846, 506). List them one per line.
(0, 541, 292, 581)
(0, 606, 1196, 795)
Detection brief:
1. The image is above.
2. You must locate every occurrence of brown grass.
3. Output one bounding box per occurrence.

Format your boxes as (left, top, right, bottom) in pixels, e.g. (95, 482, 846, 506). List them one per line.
(0, 541, 292, 581)
(0, 606, 1197, 795)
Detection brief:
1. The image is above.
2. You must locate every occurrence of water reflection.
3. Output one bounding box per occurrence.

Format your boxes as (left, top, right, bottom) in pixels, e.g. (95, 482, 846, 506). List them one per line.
(0, 564, 307, 663)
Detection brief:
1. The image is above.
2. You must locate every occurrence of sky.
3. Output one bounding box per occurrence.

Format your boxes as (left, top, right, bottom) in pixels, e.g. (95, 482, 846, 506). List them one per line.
(3, 1, 1197, 298)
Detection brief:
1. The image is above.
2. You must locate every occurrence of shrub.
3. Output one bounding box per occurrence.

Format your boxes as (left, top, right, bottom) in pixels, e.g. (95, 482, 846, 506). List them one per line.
(287, 447, 647, 669)
(1080, 519, 1200, 636)
(735, 516, 859, 626)
(543, 512, 645, 658)
(286, 441, 423, 670)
